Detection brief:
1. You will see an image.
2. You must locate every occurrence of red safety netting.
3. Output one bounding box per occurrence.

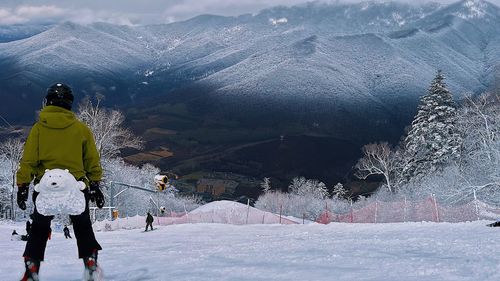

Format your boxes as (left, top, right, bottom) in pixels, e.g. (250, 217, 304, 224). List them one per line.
(317, 197, 500, 224)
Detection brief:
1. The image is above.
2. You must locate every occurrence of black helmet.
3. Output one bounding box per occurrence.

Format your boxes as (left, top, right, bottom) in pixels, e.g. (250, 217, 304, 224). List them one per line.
(45, 83, 74, 110)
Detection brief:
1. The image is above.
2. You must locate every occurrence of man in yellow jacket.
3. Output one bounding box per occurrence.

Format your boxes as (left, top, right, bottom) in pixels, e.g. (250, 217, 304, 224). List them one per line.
(16, 83, 104, 281)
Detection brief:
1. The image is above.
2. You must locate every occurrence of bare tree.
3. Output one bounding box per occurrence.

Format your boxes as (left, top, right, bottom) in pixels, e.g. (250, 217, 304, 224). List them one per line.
(450, 92, 500, 204)
(77, 95, 143, 161)
(355, 142, 401, 193)
(0, 137, 24, 219)
(458, 93, 500, 163)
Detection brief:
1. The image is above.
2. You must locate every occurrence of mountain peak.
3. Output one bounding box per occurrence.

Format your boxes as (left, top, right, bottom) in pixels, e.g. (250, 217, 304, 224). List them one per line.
(453, 0, 495, 19)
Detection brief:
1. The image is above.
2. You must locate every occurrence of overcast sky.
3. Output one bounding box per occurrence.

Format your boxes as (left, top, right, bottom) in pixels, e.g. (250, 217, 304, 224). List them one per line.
(0, 0, 498, 26)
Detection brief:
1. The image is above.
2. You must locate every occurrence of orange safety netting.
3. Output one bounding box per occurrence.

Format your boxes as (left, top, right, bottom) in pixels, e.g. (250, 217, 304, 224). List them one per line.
(317, 197, 500, 224)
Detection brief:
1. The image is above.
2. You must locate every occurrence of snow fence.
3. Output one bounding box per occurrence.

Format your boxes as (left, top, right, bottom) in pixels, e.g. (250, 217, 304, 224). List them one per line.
(93, 201, 297, 231)
(317, 197, 500, 224)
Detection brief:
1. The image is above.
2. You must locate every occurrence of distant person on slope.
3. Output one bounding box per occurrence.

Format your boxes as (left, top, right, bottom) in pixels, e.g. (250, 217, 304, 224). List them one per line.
(63, 225, 73, 239)
(16, 83, 105, 281)
(145, 212, 154, 231)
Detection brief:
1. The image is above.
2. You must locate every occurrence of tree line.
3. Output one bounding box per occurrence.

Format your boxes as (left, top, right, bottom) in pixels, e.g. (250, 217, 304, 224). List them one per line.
(256, 71, 500, 219)
(355, 71, 499, 206)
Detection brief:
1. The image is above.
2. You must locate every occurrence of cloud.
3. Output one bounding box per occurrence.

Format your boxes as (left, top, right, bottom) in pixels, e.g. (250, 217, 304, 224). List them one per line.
(16, 5, 65, 18)
(0, 0, 499, 26)
(68, 9, 142, 26)
(0, 5, 142, 26)
(0, 5, 67, 25)
(160, 0, 310, 22)
(0, 8, 25, 25)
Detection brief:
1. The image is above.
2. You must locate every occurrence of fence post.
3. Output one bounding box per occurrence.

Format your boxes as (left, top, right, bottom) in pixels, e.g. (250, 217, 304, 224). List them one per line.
(183, 203, 189, 223)
(109, 181, 115, 220)
(473, 189, 480, 221)
(246, 198, 250, 224)
(403, 196, 407, 222)
(374, 199, 378, 223)
(279, 204, 282, 224)
(432, 194, 440, 222)
(350, 200, 353, 223)
(325, 201, 329, 224)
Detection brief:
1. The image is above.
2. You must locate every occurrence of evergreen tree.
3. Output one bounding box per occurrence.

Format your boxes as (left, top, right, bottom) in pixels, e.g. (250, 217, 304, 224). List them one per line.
(402, 71, 462, 181)
(261, 177, 271, 193)
(332, 183, 347, 199)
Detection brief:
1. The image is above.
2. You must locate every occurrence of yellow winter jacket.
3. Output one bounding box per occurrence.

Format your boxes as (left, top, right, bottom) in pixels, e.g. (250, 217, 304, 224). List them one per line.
(16, 105, 103, 185)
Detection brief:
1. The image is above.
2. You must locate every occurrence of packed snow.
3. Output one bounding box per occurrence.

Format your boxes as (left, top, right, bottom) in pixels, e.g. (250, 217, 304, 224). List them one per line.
(1, 216, 498, 280)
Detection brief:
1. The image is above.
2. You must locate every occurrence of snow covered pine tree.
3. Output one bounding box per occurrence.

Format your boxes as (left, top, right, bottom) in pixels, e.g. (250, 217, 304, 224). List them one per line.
(402, 70, 462, 181)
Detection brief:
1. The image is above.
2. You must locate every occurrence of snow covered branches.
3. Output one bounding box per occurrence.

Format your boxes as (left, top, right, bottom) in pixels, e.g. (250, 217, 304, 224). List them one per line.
(0, 137, 24, 219)
(100, 159, 201, 218)
(405, 92, 500, 205)
(261, 177, 271, 193)
(402, 70, 461, 180)
(256, 177, 340, 220)
(354, 142, 402, 192)
(352, 71, 497, 205)
(332, 183, 347, 199)
(451, 92, 500, 204)
(0, 137, 24, 183)
(289, 177, 329, 199)
(77, 96, 143, 161)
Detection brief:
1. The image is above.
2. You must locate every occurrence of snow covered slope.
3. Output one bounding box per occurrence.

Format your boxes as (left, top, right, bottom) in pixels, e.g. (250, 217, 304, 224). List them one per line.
(0, 22, 151, 84)
(1, 220, 499, 280)
(0, 24, 52, 43)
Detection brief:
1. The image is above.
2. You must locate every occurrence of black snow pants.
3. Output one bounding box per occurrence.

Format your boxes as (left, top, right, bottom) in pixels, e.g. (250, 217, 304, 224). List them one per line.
(23, 191, 102, 261)
(145, 222, 153, 231)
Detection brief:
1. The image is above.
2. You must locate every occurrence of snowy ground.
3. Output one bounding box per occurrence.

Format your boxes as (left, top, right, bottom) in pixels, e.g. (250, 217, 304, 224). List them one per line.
(1, 220, 499, 281)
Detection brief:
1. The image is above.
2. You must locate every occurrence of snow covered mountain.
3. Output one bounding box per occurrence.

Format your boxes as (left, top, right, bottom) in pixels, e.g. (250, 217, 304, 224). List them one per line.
(1, 0, 499, 139)
(0, 24, 52, 43)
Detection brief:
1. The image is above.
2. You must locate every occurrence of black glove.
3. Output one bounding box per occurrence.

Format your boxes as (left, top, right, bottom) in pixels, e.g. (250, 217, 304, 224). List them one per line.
(89, 181, 105, 209)
(17, 183, 29, 210)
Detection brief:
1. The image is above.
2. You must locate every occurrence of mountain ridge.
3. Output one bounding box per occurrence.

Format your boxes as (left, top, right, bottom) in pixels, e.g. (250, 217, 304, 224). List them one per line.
(0, 0, 498, 132)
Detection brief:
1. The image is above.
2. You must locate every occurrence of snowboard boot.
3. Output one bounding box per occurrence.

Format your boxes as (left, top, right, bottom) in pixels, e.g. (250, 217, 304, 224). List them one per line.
(21, 257, 40, 281)
(83, 249, 99, 281)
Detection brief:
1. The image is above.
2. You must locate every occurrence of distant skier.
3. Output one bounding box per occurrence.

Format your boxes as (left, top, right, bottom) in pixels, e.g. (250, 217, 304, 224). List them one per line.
(11, 230, 22, 241)
(16, 83, 105, 281)
(63, 225, 72, 239)
(145, 212, 154, 231)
